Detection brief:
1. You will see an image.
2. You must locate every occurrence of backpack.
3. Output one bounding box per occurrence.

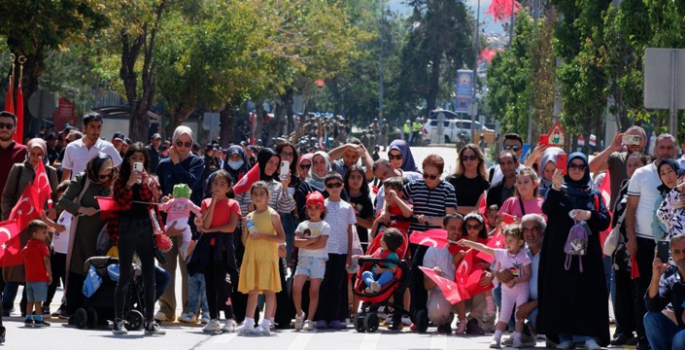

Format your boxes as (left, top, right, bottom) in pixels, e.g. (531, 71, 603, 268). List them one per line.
(564, 220, 591, 272)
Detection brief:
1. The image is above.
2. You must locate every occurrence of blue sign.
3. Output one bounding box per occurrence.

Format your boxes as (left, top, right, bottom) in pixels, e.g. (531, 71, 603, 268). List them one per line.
(521, 144, 531, 164)
(454, 70, 474, 113)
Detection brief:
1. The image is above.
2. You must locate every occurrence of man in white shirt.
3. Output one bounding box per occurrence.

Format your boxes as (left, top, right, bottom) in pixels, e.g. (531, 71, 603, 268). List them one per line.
(371, 159, 422, 214)
(61, 113, 123, 181)
(489, 133, 526, 184)
(625, 133, 678, 349)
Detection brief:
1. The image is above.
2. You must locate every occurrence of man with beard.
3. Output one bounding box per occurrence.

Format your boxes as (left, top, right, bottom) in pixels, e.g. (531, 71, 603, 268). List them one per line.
(61, 113, 122, 181)
(0, 111, 26, 218)
(644, 235, 685, 350)
(328, 137, 374, 180)
(486, 150, 519, 209)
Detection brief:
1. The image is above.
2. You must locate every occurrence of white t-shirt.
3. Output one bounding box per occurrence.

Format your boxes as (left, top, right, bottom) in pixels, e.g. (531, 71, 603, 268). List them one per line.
(62, 138, 123, 178)
(52, 211, 72, 254)
(324, 199, 357, 254)
(375, 170, 423, 214)
(627, 162, 662, 239)
(422, 247, 456, 297)
(296, 220, 331, 259)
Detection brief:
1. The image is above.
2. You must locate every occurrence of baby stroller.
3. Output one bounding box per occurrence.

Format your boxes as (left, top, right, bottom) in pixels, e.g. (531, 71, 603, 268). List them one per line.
(70, 256, 146, 330)
(353, 227, 412, 333)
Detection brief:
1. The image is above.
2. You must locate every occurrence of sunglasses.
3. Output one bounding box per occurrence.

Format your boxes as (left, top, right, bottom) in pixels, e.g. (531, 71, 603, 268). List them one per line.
(569, 163, 586, 171)
(99, 170, 116, 180)
(0, 122, 14, 130)
(423, 173, 439, 180)
(504, 145, 521, 152)
(461, 155, 477, 162)
(326, 182, 343, 189)
(300, 164, 312, 170)
(388, 154, 402, 160)
(175, 141, 192, 148)
(466, 223, 482, 230)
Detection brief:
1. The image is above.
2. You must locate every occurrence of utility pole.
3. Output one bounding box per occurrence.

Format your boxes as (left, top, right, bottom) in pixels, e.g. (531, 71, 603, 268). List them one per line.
(470, 0, 481, 141)
(527, 0, 540, 144)
(509, 0, 515, 47)
(379, 0, 385, 125)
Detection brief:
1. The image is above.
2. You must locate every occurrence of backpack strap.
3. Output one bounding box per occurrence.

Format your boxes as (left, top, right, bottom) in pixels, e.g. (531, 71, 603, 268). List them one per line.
(518, 197, 526, 217)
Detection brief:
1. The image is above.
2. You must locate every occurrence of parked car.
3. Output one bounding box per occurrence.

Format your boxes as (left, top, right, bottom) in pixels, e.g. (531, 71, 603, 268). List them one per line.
(422, 119, 494, 144)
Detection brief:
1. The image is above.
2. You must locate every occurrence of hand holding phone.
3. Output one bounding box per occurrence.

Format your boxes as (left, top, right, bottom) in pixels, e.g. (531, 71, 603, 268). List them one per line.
(622, 134, 642, 146)
(557, 154, 568, 175)
(539, 135, 549, 146)
(279, 160, 290, 180)
(133, 162, 144, 184)
(658, 240, 670, 264)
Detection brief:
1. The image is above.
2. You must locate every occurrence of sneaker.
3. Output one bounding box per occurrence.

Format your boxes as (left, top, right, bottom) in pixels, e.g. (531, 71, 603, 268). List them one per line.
(503, 336, 514, 346)
(316, 320, 328, 329)
(364, 287, 373, 294)
(42, 306, 50, 315)
(222, 319, 237, 333)
(489, 339, 501, 349)
(144, 320, 166, 335)
(512, 337, 523, 348)
(24, 317, 33, 327)
(370, 281, 381, 292)
(329, 320, 345, 330)
(237, 320, 257, 335)
(179, 312, 197, 324)
(465, 318, 484, 335)
(401, 315, 412, 326)
(201, 314, 210, 325)
(556, 341, 574, 349)
(584, 339, 600, 350)
(112, 319, 128, 335)
(258, 320, 271, 335)
(154, 311, 170, 322)
(34, 318, 50, 327)
(295, 312, 305, 331)
(521, 334, 537, 347)
(203, 319, 222, 334)
(611, 333, 636, 346)
(303, 320, 314, 331)
(59, 309, 70, 319)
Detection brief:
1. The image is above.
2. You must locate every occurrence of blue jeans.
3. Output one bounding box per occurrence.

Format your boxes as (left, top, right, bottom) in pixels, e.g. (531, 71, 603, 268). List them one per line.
(559, 334, 595, 343)
(644, 312, 685, 350)
(362, 270, 393, 287)
(188, 273, 209, 318)
(281, 213, 297, 263)
(154, 266, 171, 302)
(602, 255, 618, 327)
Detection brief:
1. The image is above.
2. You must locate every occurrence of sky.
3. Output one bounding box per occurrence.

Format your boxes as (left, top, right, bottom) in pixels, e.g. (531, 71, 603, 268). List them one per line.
(386, 0, 504, 34)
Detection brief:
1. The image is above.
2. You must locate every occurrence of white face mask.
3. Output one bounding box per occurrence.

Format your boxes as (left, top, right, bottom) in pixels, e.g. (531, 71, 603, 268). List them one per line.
(228, 160, 244, 170)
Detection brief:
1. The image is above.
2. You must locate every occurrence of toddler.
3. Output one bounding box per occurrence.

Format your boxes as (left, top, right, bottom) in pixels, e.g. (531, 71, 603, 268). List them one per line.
(159, 183, 202, 259)
(22, 220, 52, 328)
(354, 228, 404, 293)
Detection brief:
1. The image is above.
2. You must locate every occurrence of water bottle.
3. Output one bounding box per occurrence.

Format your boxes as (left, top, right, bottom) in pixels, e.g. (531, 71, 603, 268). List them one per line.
(247, 220, 257, 235)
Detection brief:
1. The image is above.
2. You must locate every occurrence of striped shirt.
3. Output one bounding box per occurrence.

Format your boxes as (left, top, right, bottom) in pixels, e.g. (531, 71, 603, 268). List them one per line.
(324, 199, 357, 254)
(236, 179, 296, 215)
(403, 180, 458, 233)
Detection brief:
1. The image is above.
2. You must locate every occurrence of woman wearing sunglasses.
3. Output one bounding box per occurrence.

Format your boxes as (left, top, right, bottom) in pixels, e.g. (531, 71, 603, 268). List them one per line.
(447, 144, 490, 215)
(56, 153, 115, 318)
(387, 139, 419, 173)
(154, 126, 205, 323)
(294, 151, 349, 219)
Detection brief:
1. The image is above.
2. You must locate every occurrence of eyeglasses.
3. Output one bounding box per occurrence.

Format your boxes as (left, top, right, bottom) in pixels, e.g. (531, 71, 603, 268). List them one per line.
(423, 173, 439, 180)
(175, 141, 192, 148)
(0, 122, 14, 130)
(466, 224, 482, 230)
(326, 182, 343, 189)
(300, 164, 311, 170)
(461, 155, 477, 162)
(569, 163, 586, 171)
(388, 154, 402, 160)
(504, 145, 521, 152)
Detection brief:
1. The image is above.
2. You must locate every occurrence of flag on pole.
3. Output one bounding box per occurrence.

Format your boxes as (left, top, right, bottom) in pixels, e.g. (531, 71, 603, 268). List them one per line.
(456, 249, 494, 297)
(233, 164, 260, 195)
(4, 74, 13, 114)
(476, 228, 505, 264)
(0, 220, 21, 267)
(3, 185, 41, 267)
(14, 79, 23, 144)
(33, 161, 52, 207)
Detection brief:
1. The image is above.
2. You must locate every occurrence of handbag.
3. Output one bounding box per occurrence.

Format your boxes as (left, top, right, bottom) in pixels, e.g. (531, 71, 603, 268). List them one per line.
(603, 210, 627, 256)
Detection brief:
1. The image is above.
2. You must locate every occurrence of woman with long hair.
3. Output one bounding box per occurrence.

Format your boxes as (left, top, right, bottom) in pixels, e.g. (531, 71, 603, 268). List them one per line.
(446, 144, 490, 215)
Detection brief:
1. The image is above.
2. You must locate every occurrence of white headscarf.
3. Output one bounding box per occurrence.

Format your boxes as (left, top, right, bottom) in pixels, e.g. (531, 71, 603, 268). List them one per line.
(306, 151, 331, 191)
(172, 125, 194, 144)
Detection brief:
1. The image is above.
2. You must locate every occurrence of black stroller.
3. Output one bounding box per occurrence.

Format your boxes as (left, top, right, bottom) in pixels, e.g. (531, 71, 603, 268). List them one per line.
(70, 256, 146, 330)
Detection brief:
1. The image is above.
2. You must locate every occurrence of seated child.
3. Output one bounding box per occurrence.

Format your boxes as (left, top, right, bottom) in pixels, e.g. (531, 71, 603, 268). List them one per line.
(354, 228, 404, 293)
(159, 183, 202, 259)
(371, 177, 413, 239)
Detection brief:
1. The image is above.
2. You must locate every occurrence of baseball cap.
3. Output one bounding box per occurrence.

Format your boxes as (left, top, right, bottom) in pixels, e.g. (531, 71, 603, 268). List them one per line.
(124, 137, 132, 145)
(46, 132, 58, 141)
(205, 143, 216, 151)
(151, 133, 162, 140)
(112, 132, 125, 141)
(305, 191, 325, 211)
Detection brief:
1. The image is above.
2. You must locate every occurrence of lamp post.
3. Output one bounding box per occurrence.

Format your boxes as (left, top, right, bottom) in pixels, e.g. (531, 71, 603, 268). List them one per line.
(470, 0, 481, 141)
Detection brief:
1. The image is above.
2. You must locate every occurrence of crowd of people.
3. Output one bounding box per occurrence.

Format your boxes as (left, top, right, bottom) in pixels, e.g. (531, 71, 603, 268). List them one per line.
(0, 109, 683, 350)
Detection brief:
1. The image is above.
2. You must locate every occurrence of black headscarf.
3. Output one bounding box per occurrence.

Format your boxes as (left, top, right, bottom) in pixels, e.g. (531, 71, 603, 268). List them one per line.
(657, 158, 681, 194)
(562, 152, 597, 210)
(258, 148, 280, 182)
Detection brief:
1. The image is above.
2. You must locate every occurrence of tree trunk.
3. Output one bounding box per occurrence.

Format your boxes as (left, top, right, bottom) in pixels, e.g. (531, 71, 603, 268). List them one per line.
(219, 104, 236, 149)
(255, 101, 265, 145)
(165, 106, 194, 137)
(426, 52, 442, 113)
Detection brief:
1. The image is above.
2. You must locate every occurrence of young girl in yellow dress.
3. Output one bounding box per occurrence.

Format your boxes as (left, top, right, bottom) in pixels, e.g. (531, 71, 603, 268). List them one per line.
(237, 181, 286, 335)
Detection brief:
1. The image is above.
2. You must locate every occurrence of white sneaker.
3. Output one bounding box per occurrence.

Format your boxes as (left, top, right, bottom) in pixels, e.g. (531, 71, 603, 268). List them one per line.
(489, 339, 501, 349)
(584, 339, 600, 350)
(295, 312, 305, 331)
(179, 312, 197, 323)
(154, 311, 170, 322)
(401, 315, 412, 326)
(222, 319, 237, 333)
(303, 320, 314, 331)
(237, 321, 257, 335)
(258, 320, 271, 335)
(512, 337, 523, 348)
(202, 319, 222, 334)
(370, 281, 381, 292)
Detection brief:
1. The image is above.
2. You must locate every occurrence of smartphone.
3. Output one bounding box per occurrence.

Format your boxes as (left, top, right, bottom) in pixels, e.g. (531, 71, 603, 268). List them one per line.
(622, 134, 641, 146)
(133, 162, 144, 183)
(279, 160, 290, 180)
(658, 240, 670, 263)
(539, 135, 549, 146)
(557, 154, 568, 175)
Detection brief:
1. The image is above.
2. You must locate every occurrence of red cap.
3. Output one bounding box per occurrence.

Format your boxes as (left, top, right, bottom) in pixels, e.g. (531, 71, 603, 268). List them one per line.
(306, 191, 325, 210)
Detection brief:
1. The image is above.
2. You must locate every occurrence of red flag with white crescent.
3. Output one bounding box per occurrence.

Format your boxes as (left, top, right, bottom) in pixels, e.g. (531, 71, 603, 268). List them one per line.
(476, 228, 505, 264)
(409, 229, 450, 249)
(0, 220, 21, 267)
(456, 249, 494, 298)
(33, 161, 52, 207)
(420, 266, 465, 305)
(233, 164, 260, 195)
(4, 75, 13, 114)
(9, 185, 42, 225)
(598, 171, 612, 253)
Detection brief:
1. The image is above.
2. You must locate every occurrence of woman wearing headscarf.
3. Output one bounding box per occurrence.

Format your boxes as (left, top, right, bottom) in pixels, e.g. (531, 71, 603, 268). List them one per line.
(653, 159, 682, 241)
(1, 138, 58, 315)
(294, 151, 349, 219)
(538, 153, 611, 349)
(538, 147, 566, 198)
(297, 154, 313, 182)
(56, 153, 115, 317)
(155, 126, 204, 322)
(387, 139, 419, 172)
(223, 145, 250, 184)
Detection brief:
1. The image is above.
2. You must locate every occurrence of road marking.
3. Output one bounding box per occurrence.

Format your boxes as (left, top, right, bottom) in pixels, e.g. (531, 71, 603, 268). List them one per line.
(212, 333, 238, 344)
(359, 332, 382, 350)
(287, 332, 315, 350)
(430, 334, 447, 350)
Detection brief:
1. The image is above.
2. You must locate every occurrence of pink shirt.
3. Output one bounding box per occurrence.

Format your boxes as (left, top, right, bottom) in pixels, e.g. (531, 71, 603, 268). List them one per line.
(159, 197, 202, 222)
(498, 197, 543, 219)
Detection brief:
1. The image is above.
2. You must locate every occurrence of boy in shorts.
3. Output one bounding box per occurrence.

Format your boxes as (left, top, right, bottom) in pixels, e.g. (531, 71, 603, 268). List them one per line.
(22, 220, 52, 327)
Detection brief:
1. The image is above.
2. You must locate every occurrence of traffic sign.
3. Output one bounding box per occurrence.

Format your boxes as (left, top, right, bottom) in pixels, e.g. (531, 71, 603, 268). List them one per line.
(547, 121, 565, 146)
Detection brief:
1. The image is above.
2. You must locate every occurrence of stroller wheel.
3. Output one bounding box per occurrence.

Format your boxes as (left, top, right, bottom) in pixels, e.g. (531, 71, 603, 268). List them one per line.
(125, 310, 144, 331)
(415, 310, 428, 333)
(74, 308, 88, 329)
(354, 314, 366, 333)
(363, 313, 379, 333)
(86, 308, 98, 329)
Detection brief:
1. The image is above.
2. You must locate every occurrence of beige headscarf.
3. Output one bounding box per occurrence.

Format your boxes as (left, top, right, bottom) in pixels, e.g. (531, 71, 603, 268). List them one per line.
(26, 138, 47, 158)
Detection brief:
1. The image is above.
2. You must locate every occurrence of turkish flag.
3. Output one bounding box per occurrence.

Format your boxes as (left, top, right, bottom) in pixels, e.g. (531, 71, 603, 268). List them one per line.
(0, 220, 22, 267)
(477, 191, 487, 217)
(33, 160, 52, 207)
(456, 249, 494, 298)
(420, 266, 465, 305)
(9, 185, 42, 226)
(598, 172, 613, 254)
(409, 229, 450, 249)
(233, 164, 260, 195)
(96, 196, 121, 221)
(476, 229, 505, 264)
(14, 82, 23, 145)
(630, 255, 640, 279)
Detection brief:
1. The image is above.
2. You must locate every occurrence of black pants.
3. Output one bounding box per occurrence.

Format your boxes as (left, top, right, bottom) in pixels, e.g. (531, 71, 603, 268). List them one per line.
(633, 237, 655, 346)
(66, 272, 85, 315)
(409, 243, 428, 316)
(46, 252, 67, 306)
(614, 267, 636, 335)
(114, 217, 156, 321)
(315, 253, 347, 322)
(206, 262, 233, 320)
